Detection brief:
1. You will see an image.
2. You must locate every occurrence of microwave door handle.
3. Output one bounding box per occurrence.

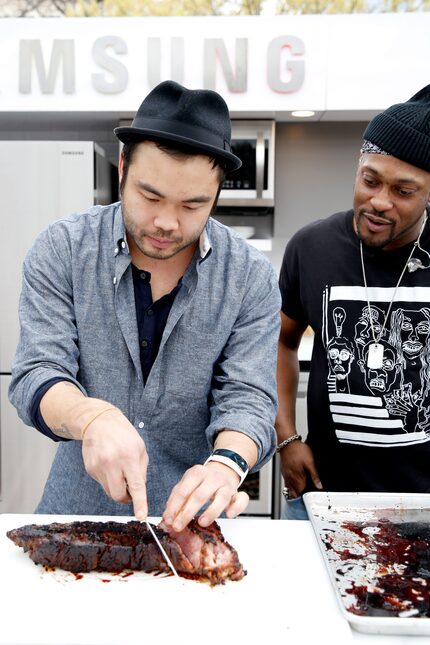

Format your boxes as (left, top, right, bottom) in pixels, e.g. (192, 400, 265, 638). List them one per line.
(256, 131, 265, 199)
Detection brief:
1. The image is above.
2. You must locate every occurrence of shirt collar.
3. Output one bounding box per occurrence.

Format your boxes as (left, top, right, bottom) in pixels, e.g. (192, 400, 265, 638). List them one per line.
(114, 203, 129, 256)
(199, 225, 212, 259)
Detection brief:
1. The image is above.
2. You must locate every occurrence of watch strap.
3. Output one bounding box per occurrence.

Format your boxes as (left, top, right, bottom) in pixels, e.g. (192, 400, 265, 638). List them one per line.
(204, 449, 249, 486)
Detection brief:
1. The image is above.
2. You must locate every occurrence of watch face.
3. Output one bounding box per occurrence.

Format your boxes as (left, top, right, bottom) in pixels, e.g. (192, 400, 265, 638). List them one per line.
(213, 449, 248, 473)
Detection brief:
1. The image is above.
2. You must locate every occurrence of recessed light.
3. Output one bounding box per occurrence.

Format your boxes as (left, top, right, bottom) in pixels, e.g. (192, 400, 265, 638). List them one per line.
(291, 110, 315, 118)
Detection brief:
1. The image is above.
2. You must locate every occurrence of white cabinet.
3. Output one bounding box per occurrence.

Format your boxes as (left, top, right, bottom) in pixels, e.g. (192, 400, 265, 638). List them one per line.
(0, 375, 57, 513)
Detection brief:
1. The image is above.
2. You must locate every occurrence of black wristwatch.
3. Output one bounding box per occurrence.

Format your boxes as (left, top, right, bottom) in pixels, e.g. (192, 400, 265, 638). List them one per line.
(204, 448, 249, 485)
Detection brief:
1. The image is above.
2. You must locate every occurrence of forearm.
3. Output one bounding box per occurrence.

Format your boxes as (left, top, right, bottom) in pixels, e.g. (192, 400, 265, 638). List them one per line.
(275, 341, 300, 442)
(40, 381, 117, 441)
(213, 429, 258, 469)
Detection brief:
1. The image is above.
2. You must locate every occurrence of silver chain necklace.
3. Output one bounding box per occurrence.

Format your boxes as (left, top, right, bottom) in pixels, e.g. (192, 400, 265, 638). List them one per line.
(360, 213, 428, 369)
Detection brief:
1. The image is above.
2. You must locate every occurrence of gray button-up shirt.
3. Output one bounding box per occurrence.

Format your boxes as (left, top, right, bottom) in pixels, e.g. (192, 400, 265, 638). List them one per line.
(9, 202, 281, 516)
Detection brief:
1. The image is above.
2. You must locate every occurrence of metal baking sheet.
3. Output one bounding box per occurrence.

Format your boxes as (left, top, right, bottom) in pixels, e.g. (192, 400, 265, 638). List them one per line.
(303, 491, 430, 635)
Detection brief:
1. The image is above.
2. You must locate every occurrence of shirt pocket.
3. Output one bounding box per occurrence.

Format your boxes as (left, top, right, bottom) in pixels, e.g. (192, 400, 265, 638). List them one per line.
(162, 327, 221, 398)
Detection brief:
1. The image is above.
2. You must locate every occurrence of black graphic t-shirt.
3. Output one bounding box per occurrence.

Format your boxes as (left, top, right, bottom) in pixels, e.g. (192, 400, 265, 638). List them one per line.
(280, 208, 430, 493)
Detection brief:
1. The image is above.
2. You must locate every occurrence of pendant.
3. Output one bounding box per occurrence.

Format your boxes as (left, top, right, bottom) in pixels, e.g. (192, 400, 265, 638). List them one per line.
(367, 343, 384, 369)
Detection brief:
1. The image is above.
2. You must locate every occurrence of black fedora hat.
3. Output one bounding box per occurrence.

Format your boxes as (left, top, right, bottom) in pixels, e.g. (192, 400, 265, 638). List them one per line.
(114, 80, 242, 172)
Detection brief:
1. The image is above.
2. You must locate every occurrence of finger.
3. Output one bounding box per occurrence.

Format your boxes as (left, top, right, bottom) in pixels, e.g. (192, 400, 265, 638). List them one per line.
(196, 485, 236, 527)
(216, 491, 249, 521)
(290, 474, 306, 495)
(168, 479, 213, 532)
(126, 477, 148, 520)
(105, 468, 130, 504)
(307, 466, 323, 490)
(163, 465, 206, 528)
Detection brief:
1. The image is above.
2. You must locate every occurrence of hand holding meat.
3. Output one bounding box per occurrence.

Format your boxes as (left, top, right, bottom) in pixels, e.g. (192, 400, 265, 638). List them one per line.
(162, 461, 249, 532)
(280, 441, 322, 498)
(82, 407, 149, 520)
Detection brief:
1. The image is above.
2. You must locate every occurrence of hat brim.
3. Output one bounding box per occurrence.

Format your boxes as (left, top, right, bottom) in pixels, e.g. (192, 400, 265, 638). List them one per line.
(114, 126, 242, 172)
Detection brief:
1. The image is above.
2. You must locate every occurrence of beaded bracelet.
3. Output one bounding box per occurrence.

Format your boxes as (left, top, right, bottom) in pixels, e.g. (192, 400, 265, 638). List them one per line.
(80, 406, 118, 440)
(276, 434, 302, 453)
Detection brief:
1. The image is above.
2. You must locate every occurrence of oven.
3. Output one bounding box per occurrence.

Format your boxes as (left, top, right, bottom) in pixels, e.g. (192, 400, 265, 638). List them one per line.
(213, 120, 275, 243)
(240, 460, 274, 517)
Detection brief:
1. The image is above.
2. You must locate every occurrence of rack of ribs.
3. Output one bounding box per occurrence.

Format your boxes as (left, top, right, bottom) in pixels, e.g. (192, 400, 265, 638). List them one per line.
(7, 518, 246, 585)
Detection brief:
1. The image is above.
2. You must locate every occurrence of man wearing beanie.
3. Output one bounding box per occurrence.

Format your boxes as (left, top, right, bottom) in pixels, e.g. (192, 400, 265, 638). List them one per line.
(276, 85, 430, 519)
(9, 81, 281, 529)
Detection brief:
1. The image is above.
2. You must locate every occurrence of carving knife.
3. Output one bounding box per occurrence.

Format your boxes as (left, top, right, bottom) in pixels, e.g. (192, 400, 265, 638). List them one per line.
(144, 519, 181, 580)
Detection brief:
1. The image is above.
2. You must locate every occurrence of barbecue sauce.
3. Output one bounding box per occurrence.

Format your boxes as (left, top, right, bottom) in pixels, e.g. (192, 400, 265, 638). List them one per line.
(333, 520, 430, 617)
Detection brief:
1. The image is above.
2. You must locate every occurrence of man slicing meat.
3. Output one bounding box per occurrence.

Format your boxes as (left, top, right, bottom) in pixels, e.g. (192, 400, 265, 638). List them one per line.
(9, 81, 280, 531)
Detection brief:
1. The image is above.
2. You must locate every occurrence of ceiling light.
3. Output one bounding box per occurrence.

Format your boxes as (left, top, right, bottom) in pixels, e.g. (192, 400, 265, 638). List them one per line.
(291, 110, 315, 118)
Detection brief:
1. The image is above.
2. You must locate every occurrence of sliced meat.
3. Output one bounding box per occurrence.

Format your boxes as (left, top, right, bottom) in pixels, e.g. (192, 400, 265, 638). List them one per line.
(6, 518, 245, 584)
(164, 520, 246, 583)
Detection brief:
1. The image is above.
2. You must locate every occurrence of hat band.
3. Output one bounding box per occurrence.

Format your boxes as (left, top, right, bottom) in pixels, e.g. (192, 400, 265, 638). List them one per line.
(129, 116, 232, 152)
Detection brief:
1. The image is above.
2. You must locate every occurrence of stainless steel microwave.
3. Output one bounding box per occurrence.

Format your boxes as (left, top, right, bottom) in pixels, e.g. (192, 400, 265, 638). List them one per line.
(218, 120, 275, 207)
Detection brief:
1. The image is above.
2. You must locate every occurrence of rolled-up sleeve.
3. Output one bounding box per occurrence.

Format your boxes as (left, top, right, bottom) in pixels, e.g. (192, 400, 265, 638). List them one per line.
(9, 223, 86, 428)
(206, 257, 281, 471)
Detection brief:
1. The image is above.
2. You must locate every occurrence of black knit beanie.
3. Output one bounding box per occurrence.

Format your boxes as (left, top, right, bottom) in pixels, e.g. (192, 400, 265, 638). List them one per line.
(363, 85, 430, 172)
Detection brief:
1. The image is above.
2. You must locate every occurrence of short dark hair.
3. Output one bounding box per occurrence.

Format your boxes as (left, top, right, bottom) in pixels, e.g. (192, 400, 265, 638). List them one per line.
(119, 140, 227, 195)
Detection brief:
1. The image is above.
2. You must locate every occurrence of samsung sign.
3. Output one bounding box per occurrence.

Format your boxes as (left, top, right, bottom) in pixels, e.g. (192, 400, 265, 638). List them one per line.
(1, 14, 430, 113)
(18, 35, 305, 95)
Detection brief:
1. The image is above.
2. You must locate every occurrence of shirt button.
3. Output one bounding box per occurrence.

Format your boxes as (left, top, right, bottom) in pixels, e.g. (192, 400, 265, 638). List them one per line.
(114, 247, 119, 256)
(121, 241, 126, 249)
(113, 276, 117, 285)
(141, 340, 148, 348)
(138, 421, 144, 429)
(147, 309, 154, 317)
(140, 272, 146, 280)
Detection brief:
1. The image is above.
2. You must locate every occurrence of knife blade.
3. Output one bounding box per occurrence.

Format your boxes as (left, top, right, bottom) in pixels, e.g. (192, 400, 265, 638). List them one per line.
(144, 519, 181, 580)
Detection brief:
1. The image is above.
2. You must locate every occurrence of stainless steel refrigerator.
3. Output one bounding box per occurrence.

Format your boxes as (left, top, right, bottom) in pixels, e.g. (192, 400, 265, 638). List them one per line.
(0, 141, 116, 512)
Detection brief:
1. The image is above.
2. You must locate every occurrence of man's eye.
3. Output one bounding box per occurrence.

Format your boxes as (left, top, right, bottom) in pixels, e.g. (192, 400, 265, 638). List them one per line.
(363, 177, 377, 187)
(397, 188, 414, 197)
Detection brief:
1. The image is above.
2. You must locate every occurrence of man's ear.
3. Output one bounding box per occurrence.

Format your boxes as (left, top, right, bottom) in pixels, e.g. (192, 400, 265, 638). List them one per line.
(118, 150, 124, 181)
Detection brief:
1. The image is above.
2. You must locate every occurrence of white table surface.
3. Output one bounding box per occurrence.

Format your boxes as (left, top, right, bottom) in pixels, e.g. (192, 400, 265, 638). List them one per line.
(0, 514, 428, 645)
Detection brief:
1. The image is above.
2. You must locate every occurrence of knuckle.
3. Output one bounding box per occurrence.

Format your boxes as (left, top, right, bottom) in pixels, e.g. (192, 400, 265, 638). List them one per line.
(193, 488, 210, 505)
(126, 479, 146, 492)
(99, 454, 115, 470)
(190, 464, 206, 477)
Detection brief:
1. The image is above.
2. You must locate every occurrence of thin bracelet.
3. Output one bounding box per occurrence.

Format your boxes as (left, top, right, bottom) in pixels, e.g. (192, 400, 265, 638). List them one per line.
(80, 406, 118, 440)
(276, 434, 302, 453)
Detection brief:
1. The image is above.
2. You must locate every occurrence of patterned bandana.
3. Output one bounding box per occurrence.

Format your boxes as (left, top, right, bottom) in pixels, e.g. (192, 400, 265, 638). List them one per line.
(360, 140, 391, 156)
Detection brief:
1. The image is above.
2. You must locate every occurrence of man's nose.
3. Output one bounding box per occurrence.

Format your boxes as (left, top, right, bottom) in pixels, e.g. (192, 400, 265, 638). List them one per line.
(370, 186, 393, 213)
(153, 206, 179, 231)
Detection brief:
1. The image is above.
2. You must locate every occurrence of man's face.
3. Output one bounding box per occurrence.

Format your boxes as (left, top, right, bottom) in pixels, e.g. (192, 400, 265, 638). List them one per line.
(353, 154, 430, 250)
(119, 141, 220, 261)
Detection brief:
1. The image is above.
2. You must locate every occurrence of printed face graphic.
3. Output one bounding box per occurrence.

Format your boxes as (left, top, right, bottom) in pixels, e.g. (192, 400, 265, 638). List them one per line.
(328, 340, 354, 381)
(354, 306, 385, 350)
(361, 344, 397, 393)
(399, 310, 430, 360)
